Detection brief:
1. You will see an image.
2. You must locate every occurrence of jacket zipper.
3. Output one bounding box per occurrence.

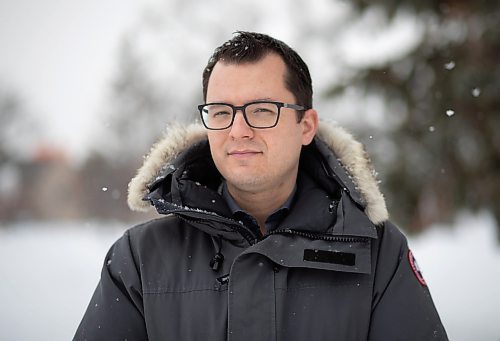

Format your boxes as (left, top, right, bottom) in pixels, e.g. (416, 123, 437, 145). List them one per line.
(264, 228, 369, 243)
(174, 208, 369, 245)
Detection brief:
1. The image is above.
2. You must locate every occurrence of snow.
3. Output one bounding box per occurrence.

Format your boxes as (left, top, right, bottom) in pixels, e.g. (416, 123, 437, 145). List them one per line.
(338, 7, 425, 69)
(408, 211, 500, 341)
(444, 61, 456, 70)
(0, 212, 499, 340)
(0, 221, 124, 341)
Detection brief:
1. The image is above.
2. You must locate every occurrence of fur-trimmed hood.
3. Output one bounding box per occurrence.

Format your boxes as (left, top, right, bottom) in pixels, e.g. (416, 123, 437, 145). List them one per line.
(128, 121, 389, 225)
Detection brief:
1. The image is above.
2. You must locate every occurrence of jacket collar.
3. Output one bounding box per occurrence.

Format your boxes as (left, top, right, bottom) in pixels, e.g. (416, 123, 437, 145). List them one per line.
(127, 121, 388, 226)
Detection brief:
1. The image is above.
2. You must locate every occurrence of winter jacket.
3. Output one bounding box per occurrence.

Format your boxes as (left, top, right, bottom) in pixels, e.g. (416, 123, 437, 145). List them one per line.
(74, 122, 448, 341)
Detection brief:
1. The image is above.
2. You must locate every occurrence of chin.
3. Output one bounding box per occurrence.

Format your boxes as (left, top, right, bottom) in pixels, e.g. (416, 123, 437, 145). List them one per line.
(225, 174, 265, 191)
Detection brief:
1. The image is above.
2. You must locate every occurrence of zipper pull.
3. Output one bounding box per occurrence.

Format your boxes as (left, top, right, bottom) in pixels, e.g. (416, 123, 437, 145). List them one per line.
(216, 273, 230, 285)
(210, 252, 224, 272)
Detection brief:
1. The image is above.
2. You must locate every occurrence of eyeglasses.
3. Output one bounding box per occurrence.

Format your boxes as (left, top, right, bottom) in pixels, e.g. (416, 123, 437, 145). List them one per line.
(198, 101, 305, 130)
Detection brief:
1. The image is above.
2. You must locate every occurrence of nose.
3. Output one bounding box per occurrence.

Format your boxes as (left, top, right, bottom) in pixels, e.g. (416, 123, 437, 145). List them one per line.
(228, 109, 254, 139)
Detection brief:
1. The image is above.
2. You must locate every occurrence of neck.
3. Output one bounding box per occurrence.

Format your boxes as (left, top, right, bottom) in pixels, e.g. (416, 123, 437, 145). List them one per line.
(226, 174, 297, 233)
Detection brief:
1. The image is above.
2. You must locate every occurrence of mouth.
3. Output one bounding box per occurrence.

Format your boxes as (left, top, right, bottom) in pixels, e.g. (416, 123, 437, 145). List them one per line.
(227, 150, 262, 158)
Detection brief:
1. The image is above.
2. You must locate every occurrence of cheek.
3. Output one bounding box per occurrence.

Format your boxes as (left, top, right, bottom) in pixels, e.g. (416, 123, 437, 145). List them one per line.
(207, 134, 225, 162)
(265, 131, 302, 160)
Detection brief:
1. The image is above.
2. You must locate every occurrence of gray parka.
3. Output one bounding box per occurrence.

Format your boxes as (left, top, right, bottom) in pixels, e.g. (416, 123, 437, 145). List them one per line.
(74, 122, 448, 340)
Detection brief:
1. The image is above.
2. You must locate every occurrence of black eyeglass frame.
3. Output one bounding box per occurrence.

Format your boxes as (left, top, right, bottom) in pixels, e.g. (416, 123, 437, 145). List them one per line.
(197, 101, 306, 130)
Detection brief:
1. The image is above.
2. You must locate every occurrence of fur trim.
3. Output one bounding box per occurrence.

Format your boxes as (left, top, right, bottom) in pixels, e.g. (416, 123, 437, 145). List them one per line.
(127, 121, 389, 224)
(316, 123, 388, 225)
(127, 124, 207, 212)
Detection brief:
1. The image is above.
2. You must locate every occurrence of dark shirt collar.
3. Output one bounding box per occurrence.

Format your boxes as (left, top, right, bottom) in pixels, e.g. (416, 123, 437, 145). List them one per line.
(221, 181, 296, 234)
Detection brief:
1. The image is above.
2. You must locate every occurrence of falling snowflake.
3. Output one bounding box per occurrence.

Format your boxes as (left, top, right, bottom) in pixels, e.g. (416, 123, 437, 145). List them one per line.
(472, 88, 481, 97)
(444, 61, 455, 70)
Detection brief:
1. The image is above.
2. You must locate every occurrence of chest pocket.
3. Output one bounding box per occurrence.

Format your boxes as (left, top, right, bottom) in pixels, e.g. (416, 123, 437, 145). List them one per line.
(273, 266, 373, 341)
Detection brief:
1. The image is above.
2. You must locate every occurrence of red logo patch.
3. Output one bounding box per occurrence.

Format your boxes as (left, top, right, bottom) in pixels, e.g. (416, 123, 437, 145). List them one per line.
(408, 250, 427, 286)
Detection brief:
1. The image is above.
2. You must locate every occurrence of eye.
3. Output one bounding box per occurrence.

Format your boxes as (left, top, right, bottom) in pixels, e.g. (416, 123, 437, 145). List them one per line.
(211, 110, 231, 117)
(253, 107, 273, 113)
(248, 103, 278, 115)
(205, 105, 233, 118)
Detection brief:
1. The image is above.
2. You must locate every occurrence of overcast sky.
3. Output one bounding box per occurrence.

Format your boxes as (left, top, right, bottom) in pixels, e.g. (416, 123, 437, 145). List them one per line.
(0, 0, 155, 158)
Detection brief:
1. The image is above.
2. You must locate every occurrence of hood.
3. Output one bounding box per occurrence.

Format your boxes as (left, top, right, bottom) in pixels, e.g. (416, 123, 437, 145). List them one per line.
(127, 121, 389, 225)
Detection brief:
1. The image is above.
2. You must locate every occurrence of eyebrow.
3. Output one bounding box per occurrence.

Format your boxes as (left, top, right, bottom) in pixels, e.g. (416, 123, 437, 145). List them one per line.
(208, 97, 275, 104)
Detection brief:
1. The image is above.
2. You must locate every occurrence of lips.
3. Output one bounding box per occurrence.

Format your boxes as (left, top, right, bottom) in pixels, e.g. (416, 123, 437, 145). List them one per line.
(227, 149, 262, 158)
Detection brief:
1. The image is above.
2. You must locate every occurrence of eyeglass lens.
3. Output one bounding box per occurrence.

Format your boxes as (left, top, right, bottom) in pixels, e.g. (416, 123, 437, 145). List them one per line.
(201, 102, 279, 129)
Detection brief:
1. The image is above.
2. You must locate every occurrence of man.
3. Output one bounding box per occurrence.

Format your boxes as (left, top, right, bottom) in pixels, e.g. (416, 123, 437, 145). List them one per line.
(75, 31, 448, 340)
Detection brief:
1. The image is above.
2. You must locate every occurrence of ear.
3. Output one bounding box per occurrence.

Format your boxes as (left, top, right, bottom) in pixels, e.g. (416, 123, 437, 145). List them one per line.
(300, 109, 319, 145)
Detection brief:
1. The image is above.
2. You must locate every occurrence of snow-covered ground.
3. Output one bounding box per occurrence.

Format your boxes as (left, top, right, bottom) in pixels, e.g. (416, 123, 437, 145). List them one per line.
(409, 211, 500, 341)
(0, 212, 499, 341)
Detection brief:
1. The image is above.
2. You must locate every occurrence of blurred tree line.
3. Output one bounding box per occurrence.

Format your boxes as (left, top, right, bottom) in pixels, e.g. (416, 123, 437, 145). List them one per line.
(1, 0, 498, 239)
(0, 85, 153, 223)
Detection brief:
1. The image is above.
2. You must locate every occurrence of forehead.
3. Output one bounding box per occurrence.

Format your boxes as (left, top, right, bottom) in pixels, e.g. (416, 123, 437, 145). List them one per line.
(206, 53, 292, 103)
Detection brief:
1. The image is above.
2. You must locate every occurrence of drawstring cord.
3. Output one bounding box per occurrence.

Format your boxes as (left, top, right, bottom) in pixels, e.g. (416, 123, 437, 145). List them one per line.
(209, 235, 224, 272)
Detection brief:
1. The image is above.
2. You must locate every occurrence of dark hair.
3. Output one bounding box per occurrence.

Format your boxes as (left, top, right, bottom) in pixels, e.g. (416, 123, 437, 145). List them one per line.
(202, 31, 313, 120)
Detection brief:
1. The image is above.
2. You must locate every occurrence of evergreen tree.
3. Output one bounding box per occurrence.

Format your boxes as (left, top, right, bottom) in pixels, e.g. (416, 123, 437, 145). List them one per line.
(332, 1, 500, 234)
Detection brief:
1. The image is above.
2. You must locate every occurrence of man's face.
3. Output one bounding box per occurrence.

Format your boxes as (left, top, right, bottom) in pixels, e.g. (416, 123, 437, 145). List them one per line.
(206, 53, 317, 195)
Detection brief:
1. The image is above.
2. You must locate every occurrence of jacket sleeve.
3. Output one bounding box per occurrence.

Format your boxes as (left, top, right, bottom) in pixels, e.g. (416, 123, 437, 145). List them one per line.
(73, 230, 148, 341)
(368, 221, 449, 341)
